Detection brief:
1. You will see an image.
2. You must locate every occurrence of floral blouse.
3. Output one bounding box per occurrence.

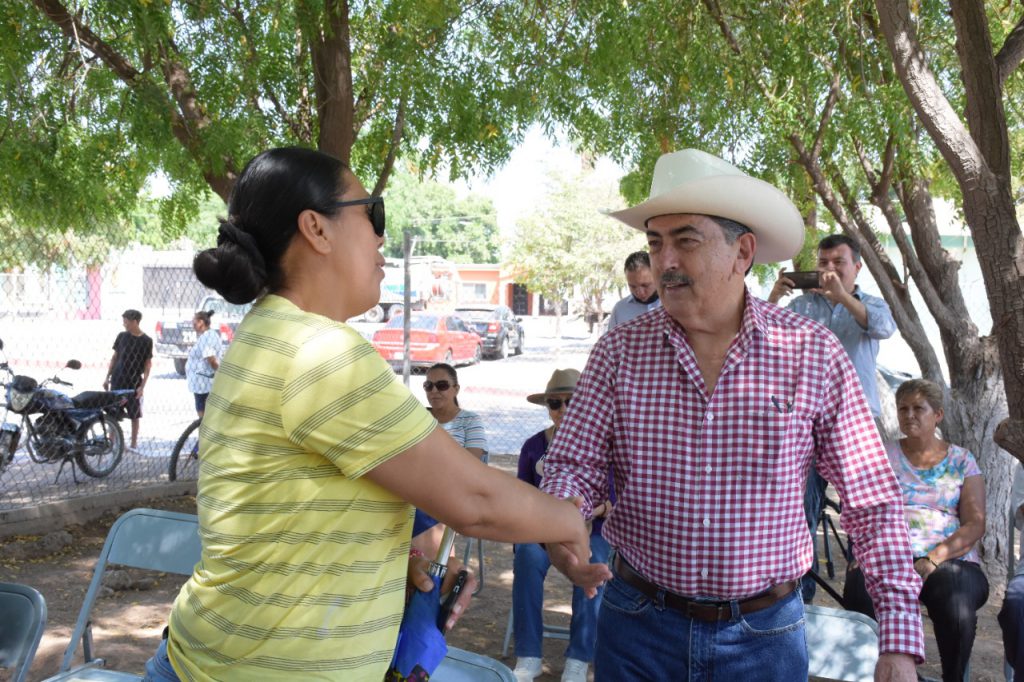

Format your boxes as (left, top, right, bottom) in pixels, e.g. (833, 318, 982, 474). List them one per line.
(885, 441, 981, 564)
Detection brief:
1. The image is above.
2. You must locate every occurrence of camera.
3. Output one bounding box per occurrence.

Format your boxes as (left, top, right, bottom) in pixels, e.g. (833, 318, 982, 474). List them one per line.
(784, 271, 820, 290)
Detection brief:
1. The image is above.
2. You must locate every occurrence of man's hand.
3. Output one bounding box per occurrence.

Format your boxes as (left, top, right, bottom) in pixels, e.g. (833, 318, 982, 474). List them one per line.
(407, 554, 478, 633)
(767, 269, 795, 304)
(812, 271, 851, 306)
(546, 541, 612, 599)
(874, 653, 916, 681)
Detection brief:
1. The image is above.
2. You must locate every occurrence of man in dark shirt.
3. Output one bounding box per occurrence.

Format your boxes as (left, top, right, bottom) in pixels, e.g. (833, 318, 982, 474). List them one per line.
(103, 309, 153, 449)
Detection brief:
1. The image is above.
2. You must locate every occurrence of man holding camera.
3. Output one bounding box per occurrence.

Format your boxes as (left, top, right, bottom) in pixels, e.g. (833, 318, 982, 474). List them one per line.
(769, 233, 897, 601)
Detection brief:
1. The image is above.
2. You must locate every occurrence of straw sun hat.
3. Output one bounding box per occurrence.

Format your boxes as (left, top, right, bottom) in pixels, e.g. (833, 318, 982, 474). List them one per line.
(526, 369, 580, 405)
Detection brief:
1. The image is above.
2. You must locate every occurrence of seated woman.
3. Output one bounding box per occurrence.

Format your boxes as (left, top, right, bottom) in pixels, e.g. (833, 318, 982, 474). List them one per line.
(142, 147, 598, 682)
(412, 362, 488, 554)
(512, 369, 613, 682)
(843, 378, 988, 682)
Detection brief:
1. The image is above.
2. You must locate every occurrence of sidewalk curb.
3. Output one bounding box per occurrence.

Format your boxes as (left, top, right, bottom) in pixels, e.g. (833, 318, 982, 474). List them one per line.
(0, 481, 197, 538)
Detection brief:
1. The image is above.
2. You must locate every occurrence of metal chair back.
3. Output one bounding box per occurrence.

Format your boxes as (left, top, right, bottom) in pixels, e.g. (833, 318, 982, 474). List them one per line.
(0, 582, 47, 682)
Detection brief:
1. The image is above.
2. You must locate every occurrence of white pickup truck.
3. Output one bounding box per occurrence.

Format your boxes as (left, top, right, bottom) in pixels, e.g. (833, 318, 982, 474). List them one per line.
(153, 295, 251, 375)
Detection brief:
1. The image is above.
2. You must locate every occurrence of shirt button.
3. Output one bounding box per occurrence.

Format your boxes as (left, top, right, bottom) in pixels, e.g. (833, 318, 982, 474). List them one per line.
(702, 518, 710, 527)
(705, 465, 712, 474)
(706, 413, 715, 422)
(701, 568, 709, 578)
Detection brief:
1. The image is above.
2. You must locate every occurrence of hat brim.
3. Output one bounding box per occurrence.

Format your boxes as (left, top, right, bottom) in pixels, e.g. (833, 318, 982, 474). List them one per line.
(527, 388, 575, 405)
(607, 174, 803, 264)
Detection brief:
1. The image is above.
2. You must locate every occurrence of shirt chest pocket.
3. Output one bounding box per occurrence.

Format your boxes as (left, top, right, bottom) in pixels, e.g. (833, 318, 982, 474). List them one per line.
(717, 410, 813, 482)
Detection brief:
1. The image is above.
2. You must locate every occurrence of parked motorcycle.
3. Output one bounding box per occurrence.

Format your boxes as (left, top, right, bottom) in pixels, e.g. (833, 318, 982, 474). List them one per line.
(0, 338, 135, 481)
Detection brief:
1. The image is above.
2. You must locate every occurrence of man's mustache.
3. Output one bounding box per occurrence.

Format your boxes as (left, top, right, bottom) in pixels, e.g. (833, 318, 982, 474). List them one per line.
(660, 272, 693, 286)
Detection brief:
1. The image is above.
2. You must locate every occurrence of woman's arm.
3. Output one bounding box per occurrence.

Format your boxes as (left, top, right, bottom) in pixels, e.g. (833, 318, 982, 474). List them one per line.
(365, 426, 591, 553)
(926, 474, 986, 564)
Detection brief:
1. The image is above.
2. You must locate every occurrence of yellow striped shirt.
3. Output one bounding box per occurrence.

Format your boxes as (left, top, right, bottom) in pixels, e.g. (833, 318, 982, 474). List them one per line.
(167, 295, 436, 681)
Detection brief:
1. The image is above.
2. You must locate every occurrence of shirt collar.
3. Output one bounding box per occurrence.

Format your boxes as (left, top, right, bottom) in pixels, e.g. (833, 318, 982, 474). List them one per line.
(659, 287, 767, 350)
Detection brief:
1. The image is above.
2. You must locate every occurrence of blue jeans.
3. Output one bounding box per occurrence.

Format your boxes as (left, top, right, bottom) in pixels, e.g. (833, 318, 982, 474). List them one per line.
(594, 571, 807, 681)
(1000, 573, 1024, 679)
(143, 638, 181, 682)
(801, 469, 828, 602)
(512, 533, 610, 661)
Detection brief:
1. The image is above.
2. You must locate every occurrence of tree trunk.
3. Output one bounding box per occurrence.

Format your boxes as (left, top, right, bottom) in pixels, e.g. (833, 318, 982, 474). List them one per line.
(944, 358, 1014, 593)
(310, 0, 355, 163)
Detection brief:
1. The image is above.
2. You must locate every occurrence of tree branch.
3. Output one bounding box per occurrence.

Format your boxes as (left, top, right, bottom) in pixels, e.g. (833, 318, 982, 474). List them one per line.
(996, 14, 1024, 86)
(874, 1, 996, 191)
(371, 97, 406, 197)
(33, 0, 141, 84)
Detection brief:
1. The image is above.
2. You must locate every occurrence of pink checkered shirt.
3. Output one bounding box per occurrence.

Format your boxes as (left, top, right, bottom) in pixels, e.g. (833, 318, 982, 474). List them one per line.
(541, 292, 924, 661)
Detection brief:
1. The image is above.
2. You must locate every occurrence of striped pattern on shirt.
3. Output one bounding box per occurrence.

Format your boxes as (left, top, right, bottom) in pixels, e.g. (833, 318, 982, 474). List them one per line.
(167, 295, 436, 681)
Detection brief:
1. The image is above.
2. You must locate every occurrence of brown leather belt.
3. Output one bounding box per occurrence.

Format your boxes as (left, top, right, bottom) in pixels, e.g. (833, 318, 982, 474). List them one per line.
(611, 554, 799, 622)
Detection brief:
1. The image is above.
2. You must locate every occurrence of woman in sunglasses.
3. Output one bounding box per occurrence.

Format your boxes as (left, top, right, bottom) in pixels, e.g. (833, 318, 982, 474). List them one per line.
(511, 369, 614, 682)
(143, 148, 599, 682)
(412, 362, 488, 552)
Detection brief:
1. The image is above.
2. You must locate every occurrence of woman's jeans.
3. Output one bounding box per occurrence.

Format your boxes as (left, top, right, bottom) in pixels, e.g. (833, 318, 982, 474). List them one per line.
(512, 533, 610, 662)
(143, 638, 181, 682)
(844, 559, 989, 682)
(594, 571, 807, 681)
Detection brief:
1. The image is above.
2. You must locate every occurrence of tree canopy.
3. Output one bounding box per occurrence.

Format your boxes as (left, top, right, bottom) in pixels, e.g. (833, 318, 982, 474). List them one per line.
(383, 168, 500, 263)
(2, 0, 559, 234)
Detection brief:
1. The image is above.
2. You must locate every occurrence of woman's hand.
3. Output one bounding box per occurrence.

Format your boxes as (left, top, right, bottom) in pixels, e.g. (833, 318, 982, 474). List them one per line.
(912, 556, 938, 581)
(407, 553, 478, 633)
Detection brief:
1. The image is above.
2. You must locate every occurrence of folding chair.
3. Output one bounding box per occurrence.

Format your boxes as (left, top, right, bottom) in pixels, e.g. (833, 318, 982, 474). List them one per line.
(0, 582, 48, 682)
(501, 609, 570, 657)
(435, 646, 515, 681)
(805, 604, 879, 682)
(45, 508, 201, 682)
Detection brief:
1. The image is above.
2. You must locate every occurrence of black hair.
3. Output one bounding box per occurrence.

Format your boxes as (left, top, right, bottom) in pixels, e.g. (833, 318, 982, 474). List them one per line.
(427, 363, 460, 407)
(122, 309, 142, 322)
(193, 147, 351, 304)
(818, 234, 861, 262)
(623, 251, 651, 272)
(194, 310, 214, 327)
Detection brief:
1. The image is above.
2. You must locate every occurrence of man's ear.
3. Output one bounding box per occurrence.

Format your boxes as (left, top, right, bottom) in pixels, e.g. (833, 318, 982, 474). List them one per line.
(735, 232, 756, 275)
(295, 209, 332, 255)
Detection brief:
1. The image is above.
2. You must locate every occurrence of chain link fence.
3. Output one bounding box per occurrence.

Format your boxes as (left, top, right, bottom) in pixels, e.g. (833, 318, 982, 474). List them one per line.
(0, 238, 579, 512)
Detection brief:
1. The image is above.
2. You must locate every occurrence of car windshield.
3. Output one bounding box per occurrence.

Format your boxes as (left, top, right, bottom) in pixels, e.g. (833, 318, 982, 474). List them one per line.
(385, 315, 439, 331)
(455, 309, 494, 321)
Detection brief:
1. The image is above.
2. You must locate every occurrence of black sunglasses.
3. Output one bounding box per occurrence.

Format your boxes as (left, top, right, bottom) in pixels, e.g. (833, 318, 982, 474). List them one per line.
(546, 398, 570, 410)
(423, 380, 454, 392)
(331, 196, 386, 238)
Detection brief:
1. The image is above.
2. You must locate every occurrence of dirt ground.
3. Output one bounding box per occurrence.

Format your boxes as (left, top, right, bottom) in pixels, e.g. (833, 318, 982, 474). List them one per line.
(0, 454, 1009, 681)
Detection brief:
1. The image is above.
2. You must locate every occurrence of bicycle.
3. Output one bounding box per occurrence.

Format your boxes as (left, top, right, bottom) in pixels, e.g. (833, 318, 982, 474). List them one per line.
(168, 418, 202, 481)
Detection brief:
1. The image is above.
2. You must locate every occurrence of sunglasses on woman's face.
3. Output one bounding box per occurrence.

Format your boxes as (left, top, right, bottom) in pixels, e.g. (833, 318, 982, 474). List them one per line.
(546, 398, 570, 411)
(330, 196, 386, 238)
(423, 380, 453, 392)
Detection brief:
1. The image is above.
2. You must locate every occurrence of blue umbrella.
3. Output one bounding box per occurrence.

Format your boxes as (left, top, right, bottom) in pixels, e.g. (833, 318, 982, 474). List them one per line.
(387, 527, 457, 681)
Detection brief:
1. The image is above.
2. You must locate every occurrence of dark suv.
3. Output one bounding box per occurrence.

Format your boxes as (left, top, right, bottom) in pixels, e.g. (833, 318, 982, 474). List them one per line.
(453, 305, 525, 359)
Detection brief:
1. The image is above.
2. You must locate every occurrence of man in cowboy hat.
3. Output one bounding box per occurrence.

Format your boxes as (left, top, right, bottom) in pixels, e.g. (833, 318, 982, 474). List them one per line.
(540, 149, 923, 681)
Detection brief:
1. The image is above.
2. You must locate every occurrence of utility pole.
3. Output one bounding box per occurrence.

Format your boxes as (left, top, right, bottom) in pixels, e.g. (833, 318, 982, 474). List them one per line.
(401, 229, 415, 385)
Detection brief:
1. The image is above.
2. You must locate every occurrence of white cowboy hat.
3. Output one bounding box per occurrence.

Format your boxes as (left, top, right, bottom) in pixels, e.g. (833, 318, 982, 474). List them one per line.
(608, 149, 804, 264)
(526, 368, 580, 405)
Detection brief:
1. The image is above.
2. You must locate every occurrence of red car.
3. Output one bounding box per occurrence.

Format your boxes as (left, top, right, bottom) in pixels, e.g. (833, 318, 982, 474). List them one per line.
(371, 313, 483, 370)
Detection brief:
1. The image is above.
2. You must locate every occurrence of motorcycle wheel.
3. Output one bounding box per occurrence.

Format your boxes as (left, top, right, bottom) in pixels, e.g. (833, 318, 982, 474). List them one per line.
(75, 416, 125, 478)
